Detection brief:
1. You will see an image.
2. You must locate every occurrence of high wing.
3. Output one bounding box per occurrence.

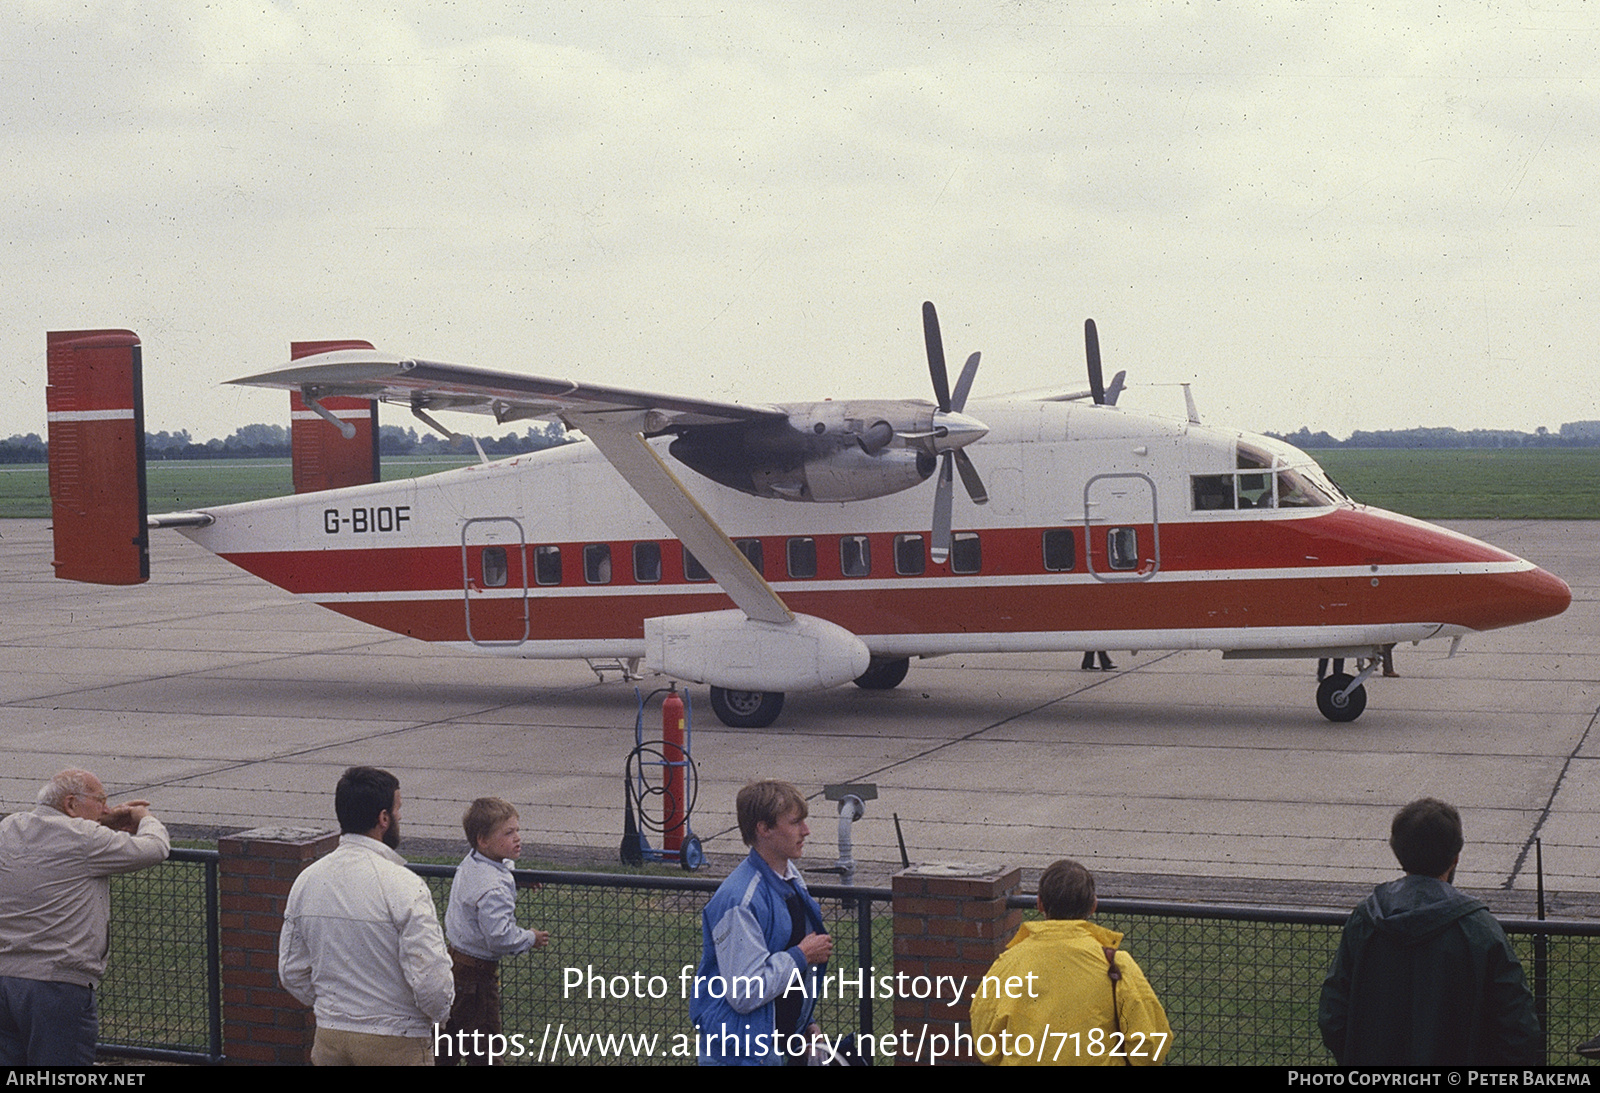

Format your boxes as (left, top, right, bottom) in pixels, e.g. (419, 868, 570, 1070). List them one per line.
(231, 351, 795, 625)
(230, 350, 787, 432)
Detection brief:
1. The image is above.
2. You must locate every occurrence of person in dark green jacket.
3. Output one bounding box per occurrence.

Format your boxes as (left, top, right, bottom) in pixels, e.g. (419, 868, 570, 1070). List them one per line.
(1318, 798, 1543, 1065)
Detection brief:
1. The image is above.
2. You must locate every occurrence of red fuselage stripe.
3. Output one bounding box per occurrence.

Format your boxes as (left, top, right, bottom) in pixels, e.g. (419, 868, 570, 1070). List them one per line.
(215, 508, 1566, 643)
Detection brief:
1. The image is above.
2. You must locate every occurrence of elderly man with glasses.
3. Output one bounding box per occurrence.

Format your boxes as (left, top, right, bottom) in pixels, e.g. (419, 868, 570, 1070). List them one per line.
(0, 769, 170, 1065)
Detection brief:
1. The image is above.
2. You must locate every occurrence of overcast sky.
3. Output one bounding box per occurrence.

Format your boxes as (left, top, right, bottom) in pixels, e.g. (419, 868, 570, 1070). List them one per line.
(6, 0, 1596, 444)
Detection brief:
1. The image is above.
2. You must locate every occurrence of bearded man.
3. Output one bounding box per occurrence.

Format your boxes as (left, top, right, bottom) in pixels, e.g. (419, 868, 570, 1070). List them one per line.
(278, 766, 454, 1065)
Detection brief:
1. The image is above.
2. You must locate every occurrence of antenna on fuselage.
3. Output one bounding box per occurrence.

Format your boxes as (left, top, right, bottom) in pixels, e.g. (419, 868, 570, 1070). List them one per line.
(1182, 382, 1201, 424)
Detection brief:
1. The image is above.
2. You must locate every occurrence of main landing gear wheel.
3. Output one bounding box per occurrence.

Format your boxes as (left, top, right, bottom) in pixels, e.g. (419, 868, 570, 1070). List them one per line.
(708, 687, 786, 728)
(1317, 673, 1367, 723)
(853, 657, 910, 690)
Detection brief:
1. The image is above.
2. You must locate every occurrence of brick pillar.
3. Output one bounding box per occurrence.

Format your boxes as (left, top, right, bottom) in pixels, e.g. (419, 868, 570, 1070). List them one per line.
(892, 862, 1022, 1065)
(217, 826, 337, 1065)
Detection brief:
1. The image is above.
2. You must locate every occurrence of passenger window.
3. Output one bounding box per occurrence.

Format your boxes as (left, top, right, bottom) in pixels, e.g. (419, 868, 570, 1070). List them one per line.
(633, 542, 661, 583)
(787, 537, 817, 579)
(684, 549, 710, 582)
(951, 533, 981, 575)
(735, 538, 764, 575)
(583, 543, 612, 584)
(894, 534, 926, 576)
(1042, 529, 1076, 572)
(1108, 528, 1139, 571)
(1191, 474, 1234, 511)
(533, 545, 562, 586)
(481, 547, 508, 588)
(840, 536, 871, 578)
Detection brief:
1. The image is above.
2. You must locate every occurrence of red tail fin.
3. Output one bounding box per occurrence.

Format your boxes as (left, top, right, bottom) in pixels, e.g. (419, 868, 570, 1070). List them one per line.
(289, 340, 379, 493)
(46, 330, 149, 584)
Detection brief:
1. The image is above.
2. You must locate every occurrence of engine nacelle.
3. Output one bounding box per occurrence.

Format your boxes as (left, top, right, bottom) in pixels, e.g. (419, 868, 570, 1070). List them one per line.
(643, 610, 871, 692)
(757, 445, 932, 502)
(667, 399, 940, 502)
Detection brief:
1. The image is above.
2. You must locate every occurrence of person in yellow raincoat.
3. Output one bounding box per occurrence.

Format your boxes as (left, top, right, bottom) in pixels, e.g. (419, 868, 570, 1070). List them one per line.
(970, 860, 1171, 1066)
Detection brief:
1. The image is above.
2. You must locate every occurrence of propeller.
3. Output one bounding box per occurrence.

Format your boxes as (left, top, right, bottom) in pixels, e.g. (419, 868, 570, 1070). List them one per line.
(1104, 369, 1126, 407)
(1083, 318, 1125, 407)
(921, 302, 989, 564)
(1085, 319, 1104, 405)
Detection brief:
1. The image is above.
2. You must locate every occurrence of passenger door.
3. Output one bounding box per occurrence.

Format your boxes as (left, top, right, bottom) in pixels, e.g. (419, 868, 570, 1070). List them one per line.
(461, 517, 529, 646)
(1084, 473, 1160, 582)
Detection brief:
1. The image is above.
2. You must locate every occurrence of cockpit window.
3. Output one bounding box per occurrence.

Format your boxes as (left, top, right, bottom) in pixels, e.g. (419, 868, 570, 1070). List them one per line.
(1237, 472, 1273, 509)
(1191, 441, 1339, 512)
(1237, 441, 1275, 470)
(1276, 467, 1340, 508)
(1192, 474, 1233, 511)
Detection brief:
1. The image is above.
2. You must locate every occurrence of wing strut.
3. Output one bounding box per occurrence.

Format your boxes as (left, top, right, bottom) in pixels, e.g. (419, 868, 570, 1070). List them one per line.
(571, 412, 795, 627)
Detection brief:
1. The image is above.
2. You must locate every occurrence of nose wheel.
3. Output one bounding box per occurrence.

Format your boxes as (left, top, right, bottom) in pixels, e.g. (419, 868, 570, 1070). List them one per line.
(1316, 672, 1367, 723)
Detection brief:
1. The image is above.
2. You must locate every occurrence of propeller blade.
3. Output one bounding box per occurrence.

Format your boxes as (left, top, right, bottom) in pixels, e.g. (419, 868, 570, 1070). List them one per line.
(921, 303, 987, 554)
(951, 352, 980, 413)
(1104, 369, 1126, 407)
(1085, 318, 1105, 406)
(931, 452, 954, 564)
(923, 301, 951, 413)
(953, 448, 988, 505)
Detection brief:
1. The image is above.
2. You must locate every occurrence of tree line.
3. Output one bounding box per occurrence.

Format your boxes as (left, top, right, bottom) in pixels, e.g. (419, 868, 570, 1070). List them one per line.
(0, 422, 569, 464)
(1267, 423, 1600, 449)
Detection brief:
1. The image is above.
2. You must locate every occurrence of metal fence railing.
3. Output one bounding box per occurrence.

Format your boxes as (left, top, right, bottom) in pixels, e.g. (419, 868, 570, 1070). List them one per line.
(96, 853, 1600, 1065)
(410, 866, 891, 1066)
(102, 848, 222, 1064)
(1077, 897, 1600, 1067)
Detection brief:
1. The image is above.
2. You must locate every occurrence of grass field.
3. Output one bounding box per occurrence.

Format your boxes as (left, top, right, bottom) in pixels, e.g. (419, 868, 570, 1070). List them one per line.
(1312, 449, 1600, 520)
(0, 456, 478, 519)
(4, 449, 1598, 520)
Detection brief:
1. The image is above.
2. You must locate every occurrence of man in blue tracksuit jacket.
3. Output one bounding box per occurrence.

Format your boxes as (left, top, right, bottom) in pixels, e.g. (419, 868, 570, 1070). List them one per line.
(690, 781, 831, 1066)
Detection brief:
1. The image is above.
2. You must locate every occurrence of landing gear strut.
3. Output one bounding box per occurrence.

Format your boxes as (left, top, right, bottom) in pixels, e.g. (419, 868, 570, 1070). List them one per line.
(1316, 672, 1368, 723)
(708, 686, 785, 728)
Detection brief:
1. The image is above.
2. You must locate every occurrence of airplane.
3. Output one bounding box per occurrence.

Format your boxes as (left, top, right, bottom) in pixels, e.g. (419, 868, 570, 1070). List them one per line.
(43, 307, 1572, 728)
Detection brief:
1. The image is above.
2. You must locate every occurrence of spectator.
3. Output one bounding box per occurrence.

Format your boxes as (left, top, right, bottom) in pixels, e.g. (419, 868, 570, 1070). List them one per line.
(1318, 798, 1542, 1064)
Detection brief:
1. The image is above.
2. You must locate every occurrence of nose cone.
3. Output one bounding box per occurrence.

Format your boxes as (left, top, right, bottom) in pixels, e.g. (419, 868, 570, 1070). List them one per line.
(1480, 564, 1572, 630)
(931, 410, 988, 452)
(1327, 507, 1572, 633)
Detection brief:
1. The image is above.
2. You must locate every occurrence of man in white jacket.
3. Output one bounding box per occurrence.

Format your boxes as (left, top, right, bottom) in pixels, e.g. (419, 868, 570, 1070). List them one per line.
(278, 766, 454, 1065)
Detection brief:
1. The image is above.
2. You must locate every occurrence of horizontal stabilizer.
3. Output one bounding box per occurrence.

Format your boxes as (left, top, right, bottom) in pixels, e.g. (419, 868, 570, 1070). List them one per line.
(46, 330, 149, 584)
